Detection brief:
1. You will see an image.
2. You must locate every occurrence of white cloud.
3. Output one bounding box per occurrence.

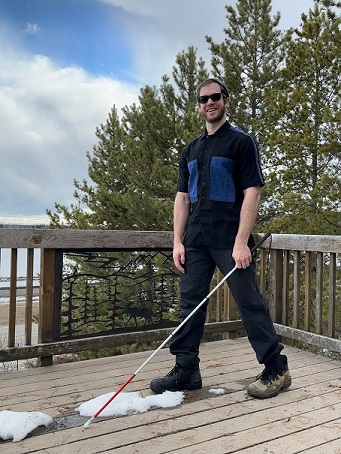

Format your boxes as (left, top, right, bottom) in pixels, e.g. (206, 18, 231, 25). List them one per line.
(0, 39, 139, 220)
(99, 0, 228, 86)
(99, 0, 158, 16)
(0, 0, 314, 223)
(24, 22, 41, 35)
(98, 0, 313, 87)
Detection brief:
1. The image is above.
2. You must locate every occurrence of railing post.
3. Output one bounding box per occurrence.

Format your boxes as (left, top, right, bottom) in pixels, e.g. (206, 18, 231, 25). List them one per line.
(293, 251, 301, 328)
(316, 252, 323, 335)
(25, 248, 34, 346)
(223, 285, 237, 339)
(304, 251, 312, 332)
(259, 248, 267, 296)
(216, 269, 224, 322)
(282, 250, 290, 325)
(328, 252, 336, 338)
(8, 249, 18, 347)
(38, 249, 56, 366)
(269, 249, 283, 323)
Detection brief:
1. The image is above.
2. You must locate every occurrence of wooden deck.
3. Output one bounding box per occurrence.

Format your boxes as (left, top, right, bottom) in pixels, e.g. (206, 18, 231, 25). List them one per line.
(1, 337, 341, 453)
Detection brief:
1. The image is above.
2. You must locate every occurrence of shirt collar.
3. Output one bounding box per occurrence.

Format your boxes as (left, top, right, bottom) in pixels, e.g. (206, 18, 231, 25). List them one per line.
(199, 121, 231, 140)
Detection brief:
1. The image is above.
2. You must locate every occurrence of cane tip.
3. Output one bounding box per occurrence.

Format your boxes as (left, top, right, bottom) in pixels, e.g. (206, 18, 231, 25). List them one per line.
(83, 417, 94, 428)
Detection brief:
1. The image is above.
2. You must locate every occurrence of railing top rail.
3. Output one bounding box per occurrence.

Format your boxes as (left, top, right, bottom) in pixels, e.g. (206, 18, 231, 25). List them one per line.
(0, 229, 173, 250)
(257, 233, 341, 253)
(0, 229, 339, 253)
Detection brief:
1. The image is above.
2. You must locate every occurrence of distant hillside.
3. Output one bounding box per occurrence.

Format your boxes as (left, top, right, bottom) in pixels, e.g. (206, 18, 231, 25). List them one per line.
(0, 224, 48, 229)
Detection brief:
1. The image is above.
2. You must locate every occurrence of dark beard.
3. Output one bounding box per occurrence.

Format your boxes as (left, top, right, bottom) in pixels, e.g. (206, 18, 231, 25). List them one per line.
(204, 107, 225, 124)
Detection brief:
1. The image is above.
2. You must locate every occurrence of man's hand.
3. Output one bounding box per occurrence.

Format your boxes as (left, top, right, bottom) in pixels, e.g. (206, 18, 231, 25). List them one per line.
(232, 243, 252, 269)
(173, 242, 186, 273)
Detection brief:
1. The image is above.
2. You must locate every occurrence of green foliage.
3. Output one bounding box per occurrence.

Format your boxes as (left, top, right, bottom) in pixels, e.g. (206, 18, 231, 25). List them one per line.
(261, 2, 341, 234)
(47, 0, 340, 237)
(77, 342, 161, 361)
(44, 0, 340, 356)
(206, 0, 289, 138)
(48, 47, 207, 231)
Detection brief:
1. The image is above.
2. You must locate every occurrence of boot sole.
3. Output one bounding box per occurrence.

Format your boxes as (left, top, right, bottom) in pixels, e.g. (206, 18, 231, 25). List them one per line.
(150, 380, 202, 394)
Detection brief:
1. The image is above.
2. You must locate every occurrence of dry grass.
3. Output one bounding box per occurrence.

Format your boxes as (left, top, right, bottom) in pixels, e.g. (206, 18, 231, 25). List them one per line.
(0, 302, 39, 326)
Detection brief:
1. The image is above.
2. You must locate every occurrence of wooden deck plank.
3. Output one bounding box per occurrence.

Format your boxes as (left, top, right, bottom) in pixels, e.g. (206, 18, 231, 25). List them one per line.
(3, 354, 339, 415)
(239, 419, 341, 454)
(1, 338, 340, 453)
(303, 436, 341, 453)
(168, 413, 341, 454)
(4, 381, 341, 454)
(0, 342, 328, 398)
(1, 350, 338, 416)
(10, 386, 341, 454)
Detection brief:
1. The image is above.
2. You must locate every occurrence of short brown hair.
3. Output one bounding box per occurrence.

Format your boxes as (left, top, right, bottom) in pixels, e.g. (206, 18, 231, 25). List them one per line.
(196, 78, 229, 98)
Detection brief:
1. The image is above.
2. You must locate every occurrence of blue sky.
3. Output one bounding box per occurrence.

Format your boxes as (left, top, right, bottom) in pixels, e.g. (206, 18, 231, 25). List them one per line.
(0, 0, 314, 225)
(0, 0, 136, 80)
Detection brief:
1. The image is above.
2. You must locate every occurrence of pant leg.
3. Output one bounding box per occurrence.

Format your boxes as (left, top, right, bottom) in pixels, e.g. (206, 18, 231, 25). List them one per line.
(169, 247, 216, 368)
(209, 248, 283, 365)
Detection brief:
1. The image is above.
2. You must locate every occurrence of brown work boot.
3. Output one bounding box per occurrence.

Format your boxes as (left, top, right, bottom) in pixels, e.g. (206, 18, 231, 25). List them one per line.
(247, 355, 292, 399)
(150, 363, 202, 394)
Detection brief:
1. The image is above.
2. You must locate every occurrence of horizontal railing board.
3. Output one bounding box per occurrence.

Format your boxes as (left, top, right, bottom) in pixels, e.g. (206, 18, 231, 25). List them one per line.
(258, 233, 341, 253)
(0, 229, 174, 249)
(0, 230, 339, 252)
(274, 323, 341, 354)
(0, 320, 244, 361)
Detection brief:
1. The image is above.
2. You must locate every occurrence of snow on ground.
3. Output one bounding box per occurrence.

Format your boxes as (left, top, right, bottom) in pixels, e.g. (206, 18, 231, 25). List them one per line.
(76, 390, 185, 418)
(0, 411, 52, 442)
(0, 391, 184, 442)
(0, 388, 227, 442)
(208, 388, 226, 395)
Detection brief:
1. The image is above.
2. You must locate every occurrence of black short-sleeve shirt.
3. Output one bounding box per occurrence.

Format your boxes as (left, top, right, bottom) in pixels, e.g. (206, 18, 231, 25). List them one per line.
(177, 121, 265, 249)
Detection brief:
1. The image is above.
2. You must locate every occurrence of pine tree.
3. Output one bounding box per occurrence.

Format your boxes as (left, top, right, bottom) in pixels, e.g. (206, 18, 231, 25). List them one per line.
(120, 84, 177, 230)
(206, 0, 288, 138)
(261, 1, 341, 234)
(206, 0, 294, 234)
(166, 46, 209, 145)
(47, 48, 208, 230)
(47, 106, 130, 229)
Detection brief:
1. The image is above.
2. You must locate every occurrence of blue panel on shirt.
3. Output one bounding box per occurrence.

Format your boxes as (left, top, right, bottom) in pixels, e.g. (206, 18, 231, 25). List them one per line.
(188, 160, 198, 202)
(210, 157, 235, 202)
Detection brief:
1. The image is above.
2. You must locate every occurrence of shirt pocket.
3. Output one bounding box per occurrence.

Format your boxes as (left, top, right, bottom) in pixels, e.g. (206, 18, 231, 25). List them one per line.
(210, 157, 235, 202)
(188, 159, 199, 202)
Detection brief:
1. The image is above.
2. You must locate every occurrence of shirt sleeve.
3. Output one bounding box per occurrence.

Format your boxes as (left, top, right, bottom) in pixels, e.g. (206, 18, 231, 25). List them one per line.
(236, 135, 265, 190)
(177, 150, 190, 193)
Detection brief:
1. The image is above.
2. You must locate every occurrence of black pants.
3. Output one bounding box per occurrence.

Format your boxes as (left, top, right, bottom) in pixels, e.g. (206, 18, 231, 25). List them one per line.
(170, 247, 283, 368)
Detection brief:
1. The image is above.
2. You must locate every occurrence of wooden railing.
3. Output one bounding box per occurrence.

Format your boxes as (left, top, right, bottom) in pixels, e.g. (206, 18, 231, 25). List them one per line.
(0, 229, 340, 366)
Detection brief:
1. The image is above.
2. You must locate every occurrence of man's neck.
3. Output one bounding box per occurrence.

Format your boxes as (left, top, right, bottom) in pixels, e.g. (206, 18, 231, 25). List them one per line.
(205, 117, 227, 135)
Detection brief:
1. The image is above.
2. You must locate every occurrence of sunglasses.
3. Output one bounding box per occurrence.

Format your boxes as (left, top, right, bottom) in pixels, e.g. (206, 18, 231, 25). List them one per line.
(197, 92, 226, 104)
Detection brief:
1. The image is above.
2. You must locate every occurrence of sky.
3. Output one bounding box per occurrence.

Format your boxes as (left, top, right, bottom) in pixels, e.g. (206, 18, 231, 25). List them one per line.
(0, 0, 314, 225)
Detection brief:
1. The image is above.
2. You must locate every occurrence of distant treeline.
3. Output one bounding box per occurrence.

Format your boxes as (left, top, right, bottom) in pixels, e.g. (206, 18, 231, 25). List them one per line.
(0, 224, 48, 229)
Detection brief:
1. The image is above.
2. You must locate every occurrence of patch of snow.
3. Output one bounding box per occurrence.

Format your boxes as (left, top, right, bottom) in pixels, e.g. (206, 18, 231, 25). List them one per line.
(0, 410, 52, 442)
(76, 391, 184, 418)
(208, 388, 226, 395)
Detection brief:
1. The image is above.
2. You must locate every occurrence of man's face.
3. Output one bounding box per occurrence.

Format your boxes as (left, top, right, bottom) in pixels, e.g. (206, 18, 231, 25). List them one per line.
(197, 82, 229, 124)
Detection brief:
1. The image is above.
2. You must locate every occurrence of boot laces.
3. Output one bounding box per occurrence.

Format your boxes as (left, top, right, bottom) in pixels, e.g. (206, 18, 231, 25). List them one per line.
(166, 364, 181, 377)
(258, 366, 279, 384)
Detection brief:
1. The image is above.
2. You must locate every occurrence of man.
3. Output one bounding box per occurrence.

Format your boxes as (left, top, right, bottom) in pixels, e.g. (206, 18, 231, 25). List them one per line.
(150, 78, 291, 399)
